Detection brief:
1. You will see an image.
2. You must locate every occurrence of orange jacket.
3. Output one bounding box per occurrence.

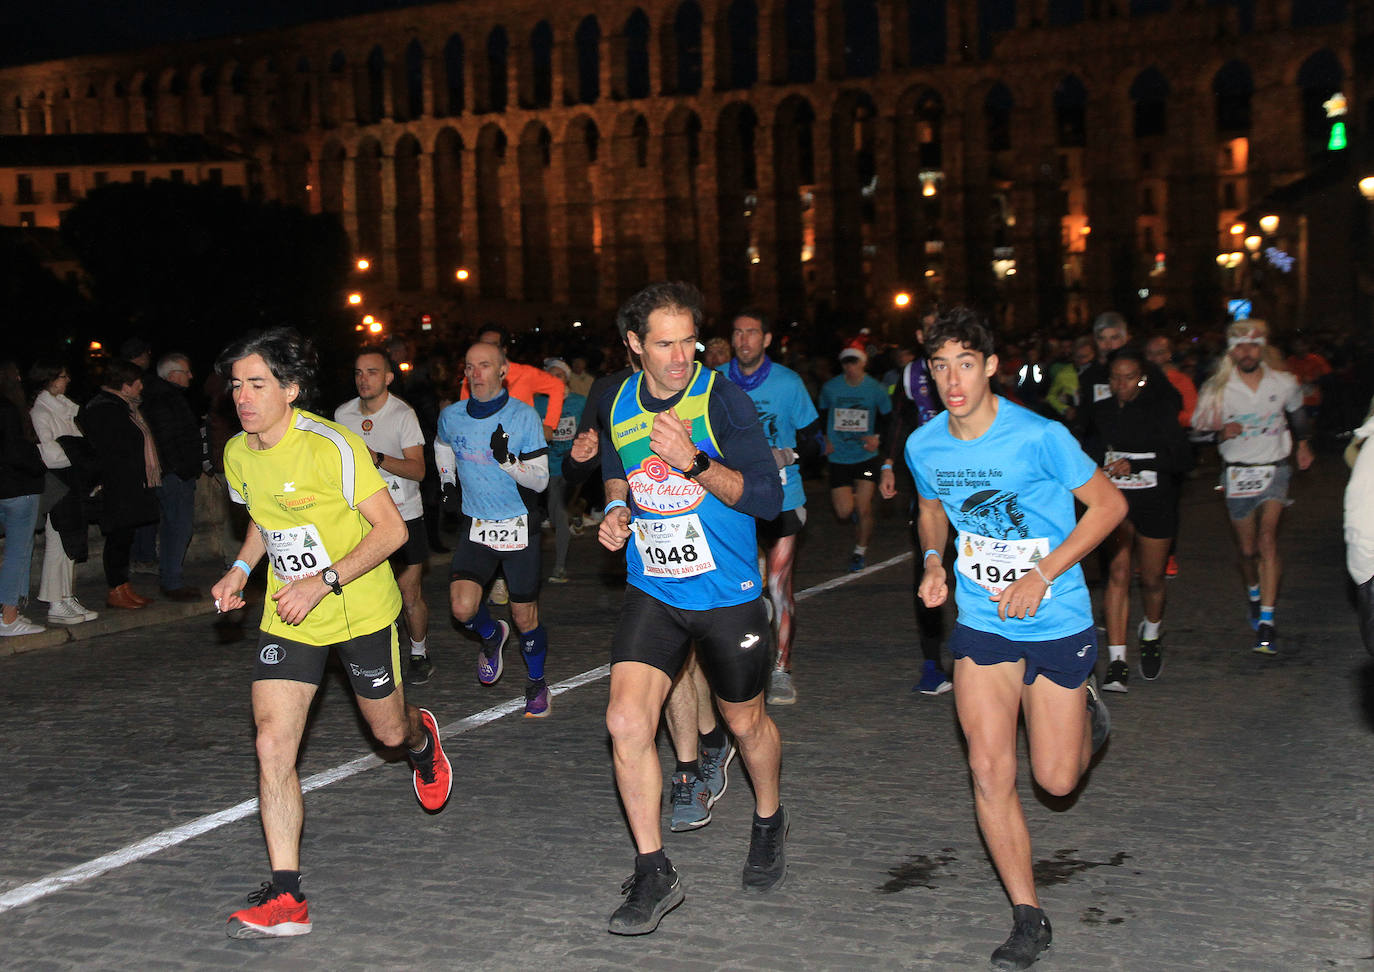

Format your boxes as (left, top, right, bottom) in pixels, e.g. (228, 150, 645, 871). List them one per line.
(461, 360, 564, 428)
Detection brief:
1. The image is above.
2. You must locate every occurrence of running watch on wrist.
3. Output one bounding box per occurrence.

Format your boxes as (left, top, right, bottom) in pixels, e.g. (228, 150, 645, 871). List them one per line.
(686, 451, 711, 478)
(321, 567, 343, 595)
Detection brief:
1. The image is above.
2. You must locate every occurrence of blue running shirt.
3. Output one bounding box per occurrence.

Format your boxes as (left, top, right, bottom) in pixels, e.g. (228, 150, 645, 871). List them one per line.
(436, 396, 547, 520)
(819, 374, 890, 464)
(718, 360, 818, 512)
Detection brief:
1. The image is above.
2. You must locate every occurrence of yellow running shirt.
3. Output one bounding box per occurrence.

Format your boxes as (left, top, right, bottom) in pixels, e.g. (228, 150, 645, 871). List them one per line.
(224, 408, 402, 646)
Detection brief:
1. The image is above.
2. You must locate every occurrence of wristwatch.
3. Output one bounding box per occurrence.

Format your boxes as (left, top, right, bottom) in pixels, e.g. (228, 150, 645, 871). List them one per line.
(686, 451, 712, 478)
(321, 567, 343, 595)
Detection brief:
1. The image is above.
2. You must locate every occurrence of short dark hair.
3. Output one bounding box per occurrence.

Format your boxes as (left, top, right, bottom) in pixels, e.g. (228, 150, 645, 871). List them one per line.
(103, 358, 144, 390)
(731, 307, 771, 334)
(1108, 347, 1148, 371)
(215, 327, 319, 410)
(617, 281, 705, 342)
(354, 344, 395, 373)
(477, 323, 509, 348)
(28, 358, 67, 392)
(923, 306, 996, 359)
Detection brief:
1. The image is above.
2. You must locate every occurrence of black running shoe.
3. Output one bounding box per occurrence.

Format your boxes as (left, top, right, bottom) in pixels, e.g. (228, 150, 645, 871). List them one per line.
(742, 806, 789, 892)
(1101, 659, 1128, 694)
(607, 864, 684, 935)
(407, 654, 434, 685)
(1085, 676, 1110, 755)
(1253, 622, 1277, 655)
(1139, 637, 1163, 680)
(991, 904, 1052, 970)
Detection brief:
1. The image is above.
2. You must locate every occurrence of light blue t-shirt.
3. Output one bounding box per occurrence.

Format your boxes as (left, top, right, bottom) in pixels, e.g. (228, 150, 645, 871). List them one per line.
(436, 395, 547, 520)
(718, 360, 819, 512)
(907, 398, 1097, 640)
(819, 373, 891, 465)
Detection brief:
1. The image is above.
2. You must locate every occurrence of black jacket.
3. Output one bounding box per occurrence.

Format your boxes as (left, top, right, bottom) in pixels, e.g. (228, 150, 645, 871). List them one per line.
(0, 400, 44, 499)
(79, 390, 159, 532)
(141, 375, 202, 481)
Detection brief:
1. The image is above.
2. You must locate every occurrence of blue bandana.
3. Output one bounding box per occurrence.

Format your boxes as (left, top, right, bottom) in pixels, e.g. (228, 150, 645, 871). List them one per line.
(466, 390, 510, 420)
(726, 355, 772, 392)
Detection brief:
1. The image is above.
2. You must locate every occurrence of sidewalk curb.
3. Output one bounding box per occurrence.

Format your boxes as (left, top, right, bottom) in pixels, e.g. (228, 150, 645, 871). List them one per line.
(0, 599, 218, 658)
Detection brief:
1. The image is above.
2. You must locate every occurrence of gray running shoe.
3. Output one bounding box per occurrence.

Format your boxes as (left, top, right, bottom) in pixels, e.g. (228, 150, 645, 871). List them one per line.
(1085, 675, 1111, 754)
(668, 771, 711, 832)
(766, 668, 796, 705)
(699, 737, 736, 806)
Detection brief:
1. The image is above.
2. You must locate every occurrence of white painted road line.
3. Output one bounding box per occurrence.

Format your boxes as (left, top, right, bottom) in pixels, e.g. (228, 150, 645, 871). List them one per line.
(0, 557, 907, 913)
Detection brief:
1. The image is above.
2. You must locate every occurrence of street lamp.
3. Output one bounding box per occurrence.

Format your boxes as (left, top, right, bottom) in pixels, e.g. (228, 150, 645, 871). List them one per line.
(455, 267, 470, 282)
(894, 291, 912, 308)
(347, 292, 362, 306)
(356, 258, 371, 272)
(1359, 176, 1374, 201)
(1259, 214, 1279, 235)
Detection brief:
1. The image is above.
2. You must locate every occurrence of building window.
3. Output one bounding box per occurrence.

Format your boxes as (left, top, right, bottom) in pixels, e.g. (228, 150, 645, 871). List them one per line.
(131, 170, 147, 184)
(55, 172, 72, 202)
(93, 171, 108, 187)
(206, 167, 223, 186)
(16, 174, 34, 204)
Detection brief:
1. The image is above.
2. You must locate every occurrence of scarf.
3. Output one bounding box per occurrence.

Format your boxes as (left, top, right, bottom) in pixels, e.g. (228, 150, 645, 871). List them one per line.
(467, 390, 510, 420)
(127, 402, 163, 488)
(727, 355, 772, 392)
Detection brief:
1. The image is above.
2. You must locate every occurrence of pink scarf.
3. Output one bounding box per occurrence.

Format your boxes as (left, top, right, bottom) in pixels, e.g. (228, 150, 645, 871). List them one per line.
(127, 403, 162, 488)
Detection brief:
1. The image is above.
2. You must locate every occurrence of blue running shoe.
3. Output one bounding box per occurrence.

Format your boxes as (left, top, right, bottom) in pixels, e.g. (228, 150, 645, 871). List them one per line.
(669, 771, 711, 831)
(699, 737, 736, 807)
(477, 619, 509, 685)
(848, 552, 865, 572)
(915, 659, 953, 695)
(524, 677, 550, 717)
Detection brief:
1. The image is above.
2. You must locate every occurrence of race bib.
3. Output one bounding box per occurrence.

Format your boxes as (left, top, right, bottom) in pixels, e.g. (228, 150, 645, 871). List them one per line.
(469, 515, 529, 551)
(1093, 383, 1111, 403)
(1225, 464, 1275, 499)
(833, 407, 869, 433)
(1104, 450, 1158, 490)
(553, 414, 577, 442)
(956, 530, 1051, 601)
(632, 513, 717, 578)
(262, 524, 333, 581)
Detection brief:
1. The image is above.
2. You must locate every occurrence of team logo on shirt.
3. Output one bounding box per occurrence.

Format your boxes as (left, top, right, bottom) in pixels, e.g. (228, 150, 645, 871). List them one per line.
(959, 489, 1029, 539)
(361, 419, 373, 432)
(628, 459, 705, 514)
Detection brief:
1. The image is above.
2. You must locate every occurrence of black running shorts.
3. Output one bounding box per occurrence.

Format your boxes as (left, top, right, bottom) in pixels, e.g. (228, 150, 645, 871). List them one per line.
(253, 624, 401, 699)
(449, 514, 542, 602)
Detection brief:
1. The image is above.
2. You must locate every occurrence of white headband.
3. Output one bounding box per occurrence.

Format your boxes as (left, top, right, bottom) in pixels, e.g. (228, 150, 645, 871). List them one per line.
(1228, 335, 1266, 349)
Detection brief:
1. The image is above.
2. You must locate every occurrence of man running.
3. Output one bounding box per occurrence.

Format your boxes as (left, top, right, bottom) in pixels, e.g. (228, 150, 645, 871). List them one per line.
(598, 281, 785, 935)
(720, 309, 821, 705)
(907, 307, 1122, 970)
(335, 346, 433, 684)
(436, 341, 553, 716)
(819, 346, 891, 571)
(211, 328, 451, 939)
(1192, 318, 1313, 654)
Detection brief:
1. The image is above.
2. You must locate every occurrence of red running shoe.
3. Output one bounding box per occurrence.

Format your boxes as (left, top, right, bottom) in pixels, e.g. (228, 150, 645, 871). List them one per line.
(226, 882, 311, 939)
(413, 707, 452, 811)
(1165, 555, 1179, 578)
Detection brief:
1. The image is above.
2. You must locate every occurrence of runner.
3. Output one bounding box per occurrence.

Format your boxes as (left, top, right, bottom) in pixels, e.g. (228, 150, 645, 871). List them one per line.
(818, 346, 891, 571)
(435, 341, 553, 716)
(907, 307, 1122, 970)
(210, 327, 451, 939)
(1192, 319, 1313, 654)
(720, 309, 822, 705)
(598, 282, 785, 935)
(335, 346, 433, 684)
(1087, 349, 1192, 690)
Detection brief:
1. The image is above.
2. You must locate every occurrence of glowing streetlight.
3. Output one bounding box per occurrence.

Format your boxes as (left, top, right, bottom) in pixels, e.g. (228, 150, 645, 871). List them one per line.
(347, 292, 362, 305)
(1229, 222, 1246, 236)
(88, 341, 102, 351)
(455, 268, 470, 281)
(368, 321, 383, 334)
(356, 258, 371, 271)
(1216, 252, 1230, 267)
(1244, 235, 1262, 253)
(1360, 176, 1374, 201)
(893, 292, 912, 308)
(1258, 214, 1279, 234)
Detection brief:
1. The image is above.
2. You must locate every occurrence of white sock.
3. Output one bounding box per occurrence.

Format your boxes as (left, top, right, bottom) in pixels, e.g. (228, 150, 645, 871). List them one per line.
(1108, 644, 1126, 663)
(1141, 619, 1162, 640)
(854, 545, 867, 556)
(410, 638, 427, 658)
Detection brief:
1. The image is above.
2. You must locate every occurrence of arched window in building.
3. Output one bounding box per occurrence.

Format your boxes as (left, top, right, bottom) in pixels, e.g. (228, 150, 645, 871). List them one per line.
(475, 124, 508, 296)
(625, 9, 651, 99)
(1054, 74, 1087, 147)
(530, 21, 554, 109)
(783, 0, 815, 83)
(518, 122, 554, 302)
(576, 17, 601, 104)
(433, 128, 465, 288)
(985, 83, 1013, 151)
(1298, 49, 1345, 158)
(320, 138, 346, 216)
(717, 102, 759, 309)
(404, 39, 425, 120)
(487, 27, 509, 112)
(394, 134, 423, 290)
(633, 114, 650, 166)
(663, 107, 704, 283)
(443, 35, 464, 115)
(365, 46, 385, 124)
(665, 1, 703, 95)
(564, 117, 601, 308)
(830, 91, 878, 317)
(1130, 67, 1169, 138)
(1048, 0, 1086, 25)
(724, 0, 759, 90)
(1213, 59, 1253, 134)
(774, 95, 816, 318)
(293, 57, 314, 130)
(355, 137, 384, 263)
(907, 0, 946, 67)
(843, 0, 879, 78)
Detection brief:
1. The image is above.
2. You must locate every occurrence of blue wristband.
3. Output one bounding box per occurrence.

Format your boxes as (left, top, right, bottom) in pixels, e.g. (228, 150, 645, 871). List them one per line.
(603, 499, 628, 515)
(232, 559, 251, 577)
(922, 549, 941, 564)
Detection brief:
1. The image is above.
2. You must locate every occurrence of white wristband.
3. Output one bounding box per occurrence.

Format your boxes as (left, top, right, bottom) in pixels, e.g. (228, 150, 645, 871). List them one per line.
(1034, 564, 1052, 587)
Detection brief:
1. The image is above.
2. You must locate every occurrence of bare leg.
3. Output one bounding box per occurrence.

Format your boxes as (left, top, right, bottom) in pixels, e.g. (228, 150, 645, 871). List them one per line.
(1134, 534, 1171, 625)
(1103, 520, 1135, 649)
(396, 563, 428, 644)
(716, 693, 781, 817)
(664, 651, 701, 764)
(853, 479, 877, 549)
(765, 534, 798, 670)
(252, 679, 318, 872)
(606, 661, 675, 853)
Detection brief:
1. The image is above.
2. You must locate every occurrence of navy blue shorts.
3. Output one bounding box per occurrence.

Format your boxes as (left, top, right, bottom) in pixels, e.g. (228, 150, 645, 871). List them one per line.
(947, 623, 1097, 690)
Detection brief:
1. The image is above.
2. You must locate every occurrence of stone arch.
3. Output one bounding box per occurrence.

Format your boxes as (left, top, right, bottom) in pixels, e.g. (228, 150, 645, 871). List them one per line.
(272, 140, 313, 211)
(323, 51, 347, 128)
(563, 116, 601, 308)
(403, 38, 425, 121)
(364, 45, 386, 124)
(829, 89, 879, 318)
(395, 133, 424, 290)
(1213, 60, 1254, 135)
(717, 101, 760, 310)
(663, 106, 703, 282)
(355, 136, 384, 265)
(837, 0, 879, 79)
(432, 128, 465, 288)
(985, 81, 1013, 151)
(662, 1, 703, 96)
(906, 0, 947, 68)
(136, 72, 155, 132)
(781, 0, 815, 84)
(610, 111, 652, 301)
(518, 121, 554, 302)
(319, 138, 347, 217)
(1130, 66, 1169, 138)
(575, 16, 601, 105)
(442, 35, 464, 115)
(719, 0, 759, 91)
(774, 94, 816, 318)
(476, 122, 509, 297)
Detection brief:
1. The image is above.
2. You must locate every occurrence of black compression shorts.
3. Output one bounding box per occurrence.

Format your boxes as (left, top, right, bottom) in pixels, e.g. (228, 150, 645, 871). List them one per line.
(253, 624, 401, 699)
